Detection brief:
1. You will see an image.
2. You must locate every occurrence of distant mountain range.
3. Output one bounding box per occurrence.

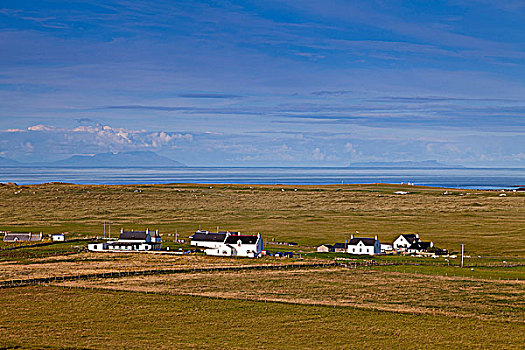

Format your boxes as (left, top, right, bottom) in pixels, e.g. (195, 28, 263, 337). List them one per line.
(348, 160, 463, 168)
(0, 151, 185, 167)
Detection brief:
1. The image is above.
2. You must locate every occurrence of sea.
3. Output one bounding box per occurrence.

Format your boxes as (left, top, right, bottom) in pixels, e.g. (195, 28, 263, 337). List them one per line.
(1, 167, 524, 190)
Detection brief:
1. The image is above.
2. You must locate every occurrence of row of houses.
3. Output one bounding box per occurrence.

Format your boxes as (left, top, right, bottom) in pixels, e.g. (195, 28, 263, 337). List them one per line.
(87, 228, 265, 258)
(2, 231, 65, 242)
(317, 234, 433, 256)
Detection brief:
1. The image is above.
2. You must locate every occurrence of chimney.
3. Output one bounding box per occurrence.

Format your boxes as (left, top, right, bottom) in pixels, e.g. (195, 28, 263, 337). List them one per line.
(120, 228, 124, 234)
(375, 235, 378, 240)
(350, 234, 354, 239)
(416, 233, 419, 239)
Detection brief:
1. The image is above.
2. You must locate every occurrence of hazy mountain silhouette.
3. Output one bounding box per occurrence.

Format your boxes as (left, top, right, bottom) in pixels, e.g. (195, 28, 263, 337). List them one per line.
(348, 160, 462, 168)
(52, 151, 185, 167)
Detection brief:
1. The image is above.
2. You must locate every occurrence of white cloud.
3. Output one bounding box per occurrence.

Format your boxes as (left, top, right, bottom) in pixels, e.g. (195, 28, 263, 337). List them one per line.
(27, 124, 60, 132)
(312, 147, 325, 160)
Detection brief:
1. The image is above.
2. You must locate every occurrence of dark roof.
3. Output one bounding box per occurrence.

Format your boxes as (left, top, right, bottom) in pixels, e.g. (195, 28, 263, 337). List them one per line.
(401, 234, 419, 244)
(119, 231, 148, 240)
(408, 241, 432, 250)
(333, 243, 347, 249)
(348, 237, 377, 246)
(190, 232, 227, 242)
(225, 235, 258, 245)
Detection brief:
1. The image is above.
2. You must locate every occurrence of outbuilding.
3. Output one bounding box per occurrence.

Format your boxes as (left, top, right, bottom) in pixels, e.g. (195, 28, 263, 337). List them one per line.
(51, 233, 65, 242)
(317, 244, 334, 253)
(3, 232, 43, 243)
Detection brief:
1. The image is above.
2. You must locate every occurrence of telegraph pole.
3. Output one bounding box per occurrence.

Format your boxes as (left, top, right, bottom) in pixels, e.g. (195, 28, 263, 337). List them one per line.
(461, 244, 465, 268)
(345, 234, 347, 259)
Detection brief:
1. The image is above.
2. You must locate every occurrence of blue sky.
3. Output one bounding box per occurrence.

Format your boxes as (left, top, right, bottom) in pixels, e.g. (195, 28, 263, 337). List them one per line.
(0, 0, 524, 166)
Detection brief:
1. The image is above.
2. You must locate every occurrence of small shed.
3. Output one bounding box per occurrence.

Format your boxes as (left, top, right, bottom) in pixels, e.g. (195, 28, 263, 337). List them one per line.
(317, 244, 334, 253)
(52, 233, 65, 242)
(333, 243, 347, 253)
(3, 232, 43, 243)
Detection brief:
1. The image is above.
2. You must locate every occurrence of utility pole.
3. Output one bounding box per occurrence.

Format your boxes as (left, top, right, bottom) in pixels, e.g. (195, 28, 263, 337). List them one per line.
(103, 221, 106, 239)
(109, 221, 111, 239)
(461, 244, 465, 268)
(345, 234, 347, 259)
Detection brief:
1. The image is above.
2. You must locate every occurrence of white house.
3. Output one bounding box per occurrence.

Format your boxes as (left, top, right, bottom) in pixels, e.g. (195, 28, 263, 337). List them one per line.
(347, 235, 381, 255)
(88, 228, 161, 252)
(204, 233, 264, 258)
(51, 233, 65, 242)
(189, 230, 231, 249)
(392, 234, 421, 251)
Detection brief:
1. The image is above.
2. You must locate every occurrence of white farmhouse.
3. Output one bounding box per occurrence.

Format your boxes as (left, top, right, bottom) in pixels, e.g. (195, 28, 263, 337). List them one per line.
(189, 230, 231, 249)
(88, 228, 161, 252)
(205, 233, 263, 258)
(392, 234, 421, 251)
(347, 235, 381, 255)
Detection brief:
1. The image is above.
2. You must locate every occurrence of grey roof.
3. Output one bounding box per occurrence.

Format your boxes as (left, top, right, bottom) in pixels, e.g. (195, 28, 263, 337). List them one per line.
(190, 232, 227, 242)
(3, 232, 42, 242)
(225, 235, 258, 245)
(119, 231, 148, 240)
(348, 237, 377, 246)
(333, 243, 347, 249)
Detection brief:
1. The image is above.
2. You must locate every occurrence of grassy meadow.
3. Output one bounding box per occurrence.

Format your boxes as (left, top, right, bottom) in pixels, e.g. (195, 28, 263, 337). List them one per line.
(1, 182, 524, 349)
(1, 285, 523, 350)
(1, 182, 524, 255)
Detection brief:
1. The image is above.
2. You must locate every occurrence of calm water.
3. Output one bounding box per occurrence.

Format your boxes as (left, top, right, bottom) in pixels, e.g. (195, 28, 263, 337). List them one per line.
(0, 167, 524, 189)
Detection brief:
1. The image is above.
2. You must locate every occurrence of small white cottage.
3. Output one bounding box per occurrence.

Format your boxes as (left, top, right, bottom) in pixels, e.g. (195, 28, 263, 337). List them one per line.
(51, 233, 65, 242)
(347, 235, 381, 255)
(317, 244, 334, 253)
(392, 234, 421, 251)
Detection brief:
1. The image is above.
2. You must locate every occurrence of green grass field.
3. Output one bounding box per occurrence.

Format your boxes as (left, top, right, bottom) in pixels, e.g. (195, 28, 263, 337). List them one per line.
(1, 183, 524, 255)
(1, 285, 523, 350)
(1, 183, 523, 349)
